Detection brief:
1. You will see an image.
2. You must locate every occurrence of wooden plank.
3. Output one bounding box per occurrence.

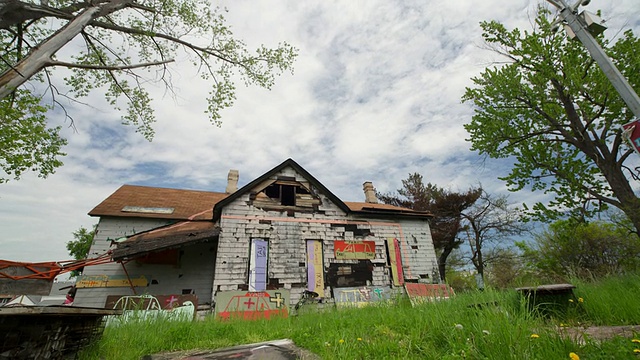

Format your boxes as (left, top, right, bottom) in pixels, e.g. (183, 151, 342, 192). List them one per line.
(306, 240, 325, 297)
(76, 274, 149, 288)
(386, 238, 405, 286)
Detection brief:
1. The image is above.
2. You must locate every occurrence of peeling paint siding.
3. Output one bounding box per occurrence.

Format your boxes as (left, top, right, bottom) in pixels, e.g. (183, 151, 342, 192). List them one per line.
(74, 217, 217, 308)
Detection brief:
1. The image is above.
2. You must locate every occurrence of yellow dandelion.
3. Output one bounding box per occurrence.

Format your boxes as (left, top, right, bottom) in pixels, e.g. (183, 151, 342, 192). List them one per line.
(634, 349, 640, 353)
(339, 339, 345, 344)
(560, 323, 565, 327)
(357, 337, 362, 341)
(569, 352, 580, 360)
(530, 334, 540, 339)
(569, 299, 574, 303)
(633, 339, 640, 343)
(578, 297, 584, 303)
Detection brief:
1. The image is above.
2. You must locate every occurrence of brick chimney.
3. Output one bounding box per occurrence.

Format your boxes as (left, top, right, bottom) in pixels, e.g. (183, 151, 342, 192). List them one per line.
(225, 169, 239, 193)
(363, 181, 378, 204)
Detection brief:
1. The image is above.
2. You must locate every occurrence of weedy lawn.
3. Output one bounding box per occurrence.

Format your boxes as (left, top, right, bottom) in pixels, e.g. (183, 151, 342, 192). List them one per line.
(80, 274, 640, 359)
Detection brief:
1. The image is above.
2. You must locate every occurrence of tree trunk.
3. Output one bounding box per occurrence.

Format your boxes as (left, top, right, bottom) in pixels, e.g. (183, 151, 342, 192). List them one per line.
(437, 246, 453, 282)
(0, 0, 131, 99)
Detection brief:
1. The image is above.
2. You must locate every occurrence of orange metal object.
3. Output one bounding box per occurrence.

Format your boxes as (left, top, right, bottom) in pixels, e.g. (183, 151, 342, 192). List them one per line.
(0, 252, 113, 281)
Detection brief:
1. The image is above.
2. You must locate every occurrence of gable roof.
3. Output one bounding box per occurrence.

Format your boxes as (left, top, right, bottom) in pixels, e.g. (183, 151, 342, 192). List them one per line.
(88, 185, 227, 220)
(212, 158, 351, 219)
(89, 160, 432, 221)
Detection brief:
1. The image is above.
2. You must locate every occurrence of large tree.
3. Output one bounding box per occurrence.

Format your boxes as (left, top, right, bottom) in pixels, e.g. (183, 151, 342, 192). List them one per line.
(0, 0, 297, 183)
(379, 173, 481, 282)
(462, 8, 640, 234)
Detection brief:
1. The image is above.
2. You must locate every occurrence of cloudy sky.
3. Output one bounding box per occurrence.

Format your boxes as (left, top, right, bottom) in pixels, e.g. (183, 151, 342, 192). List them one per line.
(2, 0, 639, 264)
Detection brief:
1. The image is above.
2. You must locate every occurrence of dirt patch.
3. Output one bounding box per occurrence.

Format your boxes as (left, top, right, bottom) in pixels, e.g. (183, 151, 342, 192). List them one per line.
(558, 325, 640, 344)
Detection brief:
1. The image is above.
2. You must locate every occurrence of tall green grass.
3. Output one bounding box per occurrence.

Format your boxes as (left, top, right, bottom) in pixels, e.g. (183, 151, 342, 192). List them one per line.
(80, 274, 640, 359)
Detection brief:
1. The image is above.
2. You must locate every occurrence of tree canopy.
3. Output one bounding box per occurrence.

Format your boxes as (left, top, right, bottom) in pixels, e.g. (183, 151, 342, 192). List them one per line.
(0, 0, 297, 183)
(66, 224, 96, 276)
(462, 8, 640, 234)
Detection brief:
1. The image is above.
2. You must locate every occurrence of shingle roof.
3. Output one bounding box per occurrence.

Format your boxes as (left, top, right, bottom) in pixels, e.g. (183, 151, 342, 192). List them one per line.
(88, 185, 227, 220)
(90, 168, 432, 220)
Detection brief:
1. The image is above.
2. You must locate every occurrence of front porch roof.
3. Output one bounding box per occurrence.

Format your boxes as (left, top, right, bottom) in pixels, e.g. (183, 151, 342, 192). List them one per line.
(111, 221, 220, 261)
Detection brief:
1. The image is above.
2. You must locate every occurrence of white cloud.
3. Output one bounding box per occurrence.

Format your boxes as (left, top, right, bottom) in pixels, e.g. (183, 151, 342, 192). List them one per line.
(2, 0, 639, 263)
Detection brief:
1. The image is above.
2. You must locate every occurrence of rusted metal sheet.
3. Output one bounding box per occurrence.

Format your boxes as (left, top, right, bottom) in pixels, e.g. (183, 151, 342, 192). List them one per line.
(306, 240, 324, 297)
(386, 238, 404, 286)
(111, 221, 220, 260)
(333, 286, 396, 307)
(76, 274, 149, 288)
(334, 240, 375, 259)
(404, 283, 454, 305)
(0, 279, 53, 296)
(215, 290, 289, 320)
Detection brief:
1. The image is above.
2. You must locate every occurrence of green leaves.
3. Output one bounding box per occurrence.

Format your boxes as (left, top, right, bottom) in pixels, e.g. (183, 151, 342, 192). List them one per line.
(0, 90, 66, 183)
(1, 0, 297, 182)
(463, 8, 640, 228)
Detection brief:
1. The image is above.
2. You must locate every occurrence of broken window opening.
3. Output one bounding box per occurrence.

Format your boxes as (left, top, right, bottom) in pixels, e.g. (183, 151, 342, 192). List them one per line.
(327, 260, 373, 288)
(264, 183, 296, 206)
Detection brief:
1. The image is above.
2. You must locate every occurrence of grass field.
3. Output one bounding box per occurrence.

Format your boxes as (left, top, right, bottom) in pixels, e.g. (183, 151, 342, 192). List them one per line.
(80, 274, 640, 359)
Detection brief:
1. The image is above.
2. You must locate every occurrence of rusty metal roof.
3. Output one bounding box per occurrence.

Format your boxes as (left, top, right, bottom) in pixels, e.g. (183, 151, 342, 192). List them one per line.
(111, 221, 220, 260)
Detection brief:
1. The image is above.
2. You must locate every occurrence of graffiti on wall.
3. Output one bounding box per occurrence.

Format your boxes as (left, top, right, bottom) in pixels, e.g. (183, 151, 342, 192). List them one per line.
(334, 241, 376, 259)
(215, 290, 290, 320)
(76, 274, 149, 288)
(333, 286, 397, 307)
(404, 283, 454, 306)
(105, 294, 198, 310)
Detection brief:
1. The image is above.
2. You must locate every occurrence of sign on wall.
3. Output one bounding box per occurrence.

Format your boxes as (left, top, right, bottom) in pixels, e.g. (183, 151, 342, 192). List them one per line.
(333, 286, 397, 307)
(306, 240, 325, 297)
(76, 274, 149, 288)
(334, 240, 376, 259)
(404, 283, 454, 306)
(215, 290, 290, 320)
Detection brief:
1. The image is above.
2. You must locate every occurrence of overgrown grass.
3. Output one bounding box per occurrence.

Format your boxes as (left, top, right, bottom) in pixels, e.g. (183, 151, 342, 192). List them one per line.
(80, 274, 640, 359)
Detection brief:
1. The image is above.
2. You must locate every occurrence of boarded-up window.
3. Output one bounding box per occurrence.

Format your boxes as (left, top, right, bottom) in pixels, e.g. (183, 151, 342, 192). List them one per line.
(249, 238, 268, 291)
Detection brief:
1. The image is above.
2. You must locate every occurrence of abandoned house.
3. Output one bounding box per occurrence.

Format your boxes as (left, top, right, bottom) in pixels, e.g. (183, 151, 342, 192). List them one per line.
(74, 159, 438, 312)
